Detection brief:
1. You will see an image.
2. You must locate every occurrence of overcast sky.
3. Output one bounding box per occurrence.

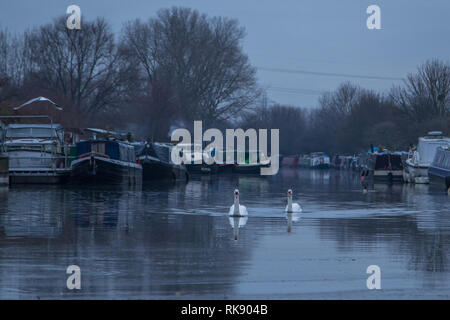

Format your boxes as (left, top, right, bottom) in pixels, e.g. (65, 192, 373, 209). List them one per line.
(1, 0, 449, 108)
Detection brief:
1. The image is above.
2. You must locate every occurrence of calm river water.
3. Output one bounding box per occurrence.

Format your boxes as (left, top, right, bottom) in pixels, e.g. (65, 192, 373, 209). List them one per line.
(0, 168, 449, 299)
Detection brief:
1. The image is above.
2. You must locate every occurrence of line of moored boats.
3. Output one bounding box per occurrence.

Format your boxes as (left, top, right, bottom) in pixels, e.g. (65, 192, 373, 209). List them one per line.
(281, 131, 450, 192)
(0, 114, 449, 193)
(0, 117, 271, 185)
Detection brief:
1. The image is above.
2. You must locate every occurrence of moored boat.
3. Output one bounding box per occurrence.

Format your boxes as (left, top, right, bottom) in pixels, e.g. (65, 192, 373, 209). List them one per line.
(71, 139, 142, 184)
(310, 152, 331, 169)
(133, 142, 189, 181)
(281, 155, 300, 167)
(404, 131, 450, 184)
(1, 122, 70, 184)
(428, 146, 450, 191)
(231, 150, 270, 174)
(298, 155, 311, 168)
(365, 151, 404, 183)
(177, 143, 215, 174)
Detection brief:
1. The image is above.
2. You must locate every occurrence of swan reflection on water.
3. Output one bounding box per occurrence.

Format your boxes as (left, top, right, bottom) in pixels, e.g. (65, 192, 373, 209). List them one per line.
(286, 211, 301, 233)
(228, 216, 248, 240)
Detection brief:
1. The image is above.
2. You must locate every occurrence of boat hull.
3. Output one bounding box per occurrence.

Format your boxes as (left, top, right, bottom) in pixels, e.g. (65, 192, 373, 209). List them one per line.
(371, 169, 404, 183)
(6, 150, 69, 184)
(141, 160, 188, 181)
(185, 163, 216, 174)
(403, 162, 429, 184)
(9, 168, 70, 184)
(71, 156, 142, 185)
(232, 163, 270, 174)
(310, 163, 331, 169)
(428, 166, 450, 190)
(216, 163, 234, 174)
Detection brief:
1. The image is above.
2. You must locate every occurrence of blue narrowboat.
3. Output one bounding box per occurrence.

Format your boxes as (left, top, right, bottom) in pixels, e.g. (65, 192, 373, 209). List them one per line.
(428, 146, 450, 191)
(70, 139, 142, 184)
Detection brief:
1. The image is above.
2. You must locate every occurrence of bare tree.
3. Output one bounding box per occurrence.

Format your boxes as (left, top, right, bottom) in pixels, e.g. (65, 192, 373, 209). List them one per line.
(0, 28, 25, 105)
(241, 104, 307, 155)
(24, 17, 122, 118)
(391, 59, 450, 121)
(121, 7, 260, 126)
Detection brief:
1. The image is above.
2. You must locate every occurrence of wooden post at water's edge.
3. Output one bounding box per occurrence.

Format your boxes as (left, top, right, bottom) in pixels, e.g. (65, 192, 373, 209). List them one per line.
(0, 154, 9, 186)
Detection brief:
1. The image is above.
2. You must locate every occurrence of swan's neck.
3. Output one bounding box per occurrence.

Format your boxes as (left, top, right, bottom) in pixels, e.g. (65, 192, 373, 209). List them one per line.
(234, 197, 239, 214)
(287, 196, 293, 212)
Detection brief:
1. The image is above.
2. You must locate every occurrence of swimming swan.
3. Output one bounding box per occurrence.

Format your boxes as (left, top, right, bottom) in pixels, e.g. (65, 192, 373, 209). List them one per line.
(285, 189, 302, 213)
(229, 189, 248, 217)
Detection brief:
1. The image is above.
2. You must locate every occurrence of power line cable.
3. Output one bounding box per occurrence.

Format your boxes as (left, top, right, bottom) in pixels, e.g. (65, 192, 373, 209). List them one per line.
(258, 67, 403, 81)
(266, 86, 325, 96)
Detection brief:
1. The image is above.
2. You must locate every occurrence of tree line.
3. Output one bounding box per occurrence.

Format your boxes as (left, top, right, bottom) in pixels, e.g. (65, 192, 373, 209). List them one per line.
(241, 59, 450, 155)
(0, 7, 259, 139)
(0, 6, 449, 155)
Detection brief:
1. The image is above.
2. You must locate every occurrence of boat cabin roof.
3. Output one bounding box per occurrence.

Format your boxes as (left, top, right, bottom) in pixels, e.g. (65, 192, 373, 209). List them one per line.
(7, 123, 62, 129)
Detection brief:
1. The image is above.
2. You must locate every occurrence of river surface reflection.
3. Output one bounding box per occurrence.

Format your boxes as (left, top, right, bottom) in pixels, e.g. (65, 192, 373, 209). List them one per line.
(0, 168, 449, 299)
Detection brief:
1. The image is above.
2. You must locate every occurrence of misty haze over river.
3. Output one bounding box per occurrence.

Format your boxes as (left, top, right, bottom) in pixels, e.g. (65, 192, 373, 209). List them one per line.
(0, 168, 448, 299)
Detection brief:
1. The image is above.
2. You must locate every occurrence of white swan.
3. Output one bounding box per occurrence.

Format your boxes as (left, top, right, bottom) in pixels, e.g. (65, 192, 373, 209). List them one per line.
(285, 189, 302, 213)
(285, 189, 302, 232)
(229, 189, 248, 217)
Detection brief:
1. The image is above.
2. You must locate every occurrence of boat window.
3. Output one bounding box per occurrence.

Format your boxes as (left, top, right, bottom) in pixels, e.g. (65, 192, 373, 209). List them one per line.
(6, 127, 56, 138)
(32, 128, 56, 138)
(445, 153, 450, 169)
(91, 142, 106, 154)
(128, 148, 134, 162)
(6, 127, 32, 138)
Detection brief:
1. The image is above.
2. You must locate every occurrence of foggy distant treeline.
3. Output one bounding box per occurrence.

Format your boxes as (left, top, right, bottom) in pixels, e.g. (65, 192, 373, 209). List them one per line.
(0, 6, 449, 155)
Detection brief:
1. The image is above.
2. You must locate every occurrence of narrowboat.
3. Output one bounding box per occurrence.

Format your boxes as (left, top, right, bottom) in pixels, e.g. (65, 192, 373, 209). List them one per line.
(133, 142, 189, 181)
(404, 131, 450, 184)
(281, 155, 300, 168)
(177, 143, 216, 174)
(70, 139, 142, 184)
(310, 152, 331, 169)
(213, 149, 237, 174)
(299, 152, 330, 169)
(298, 155, 311, 168)
(365, 151, 404, 183)
(232, 150, 271, 174)
(428, 146, 450, 191)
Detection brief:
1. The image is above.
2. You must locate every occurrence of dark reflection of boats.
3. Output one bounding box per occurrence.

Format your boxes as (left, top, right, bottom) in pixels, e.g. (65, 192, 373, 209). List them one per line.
(68, 184, 142, 230)
(317, 213, 449, 274)
(0, 186, 65, 239)
(279, 168, 299, 179)
(229, 216, 248, 240)
(372, 183, 404, 193)
(237, 176, 270, 195)
(0, 179, 258, 298)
